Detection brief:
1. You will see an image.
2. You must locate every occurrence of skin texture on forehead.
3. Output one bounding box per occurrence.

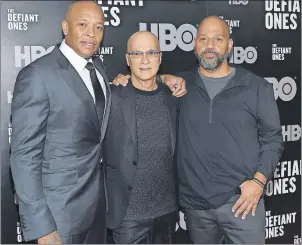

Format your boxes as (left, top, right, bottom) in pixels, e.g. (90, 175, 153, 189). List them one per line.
(127, 31, 160, 52)
(197, 16, 230, 39)
(65, 1, 103, 22)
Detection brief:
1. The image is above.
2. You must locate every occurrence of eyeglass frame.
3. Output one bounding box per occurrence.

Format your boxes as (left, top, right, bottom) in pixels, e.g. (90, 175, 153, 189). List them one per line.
(126, 50, 162, 59)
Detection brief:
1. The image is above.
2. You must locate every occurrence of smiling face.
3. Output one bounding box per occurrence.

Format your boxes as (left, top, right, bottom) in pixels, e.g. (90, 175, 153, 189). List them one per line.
(194, 16, 233, 70)
(62, 1, 104, 58)
(126, 31, 162, 82)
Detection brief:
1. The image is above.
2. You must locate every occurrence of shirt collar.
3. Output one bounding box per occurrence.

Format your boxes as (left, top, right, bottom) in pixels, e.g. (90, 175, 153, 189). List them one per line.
(59, 39, 92, 72)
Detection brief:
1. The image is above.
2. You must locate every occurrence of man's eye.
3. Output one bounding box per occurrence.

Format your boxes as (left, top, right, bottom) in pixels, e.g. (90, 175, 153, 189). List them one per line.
(133, 52, 141, 56)
(97, 26, 103, 30)
(79, 23, 86, 27)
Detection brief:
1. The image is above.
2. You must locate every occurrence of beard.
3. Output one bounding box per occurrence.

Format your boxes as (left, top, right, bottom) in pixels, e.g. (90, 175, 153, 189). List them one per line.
(195, 49, 229, 71)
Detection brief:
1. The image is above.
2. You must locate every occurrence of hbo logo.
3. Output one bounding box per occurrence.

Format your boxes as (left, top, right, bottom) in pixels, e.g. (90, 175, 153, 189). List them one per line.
(229, 0, 249, 5)
(229, 46, 258, 64)
(264, 77, 297, 101)
(17, 224, 22, 243)
(294, 237, 301, 244)
(139, 23, 197, 51)
(15, 45, 55, 68)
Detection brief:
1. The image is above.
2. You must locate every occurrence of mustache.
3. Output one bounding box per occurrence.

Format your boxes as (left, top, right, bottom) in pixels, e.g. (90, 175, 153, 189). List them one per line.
(202, 49, 219, 55)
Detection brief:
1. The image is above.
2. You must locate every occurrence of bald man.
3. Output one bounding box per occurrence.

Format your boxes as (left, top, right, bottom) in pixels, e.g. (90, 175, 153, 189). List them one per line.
(102, 31, 179, 243)
(10, 1, 110, 243)
(176, 16, 283, 243)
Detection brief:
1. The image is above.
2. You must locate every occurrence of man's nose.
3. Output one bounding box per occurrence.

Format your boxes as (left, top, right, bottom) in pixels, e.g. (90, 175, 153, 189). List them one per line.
(140, 53, 150, 64)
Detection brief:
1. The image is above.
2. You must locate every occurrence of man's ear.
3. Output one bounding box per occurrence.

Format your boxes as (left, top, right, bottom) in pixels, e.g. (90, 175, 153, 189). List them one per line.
(193, 37, 197, 50)
(62, 20, 68, 36)
(228, 38, 233, 54)
(125, 54, 130, 67)
(159, 52, 162, 65)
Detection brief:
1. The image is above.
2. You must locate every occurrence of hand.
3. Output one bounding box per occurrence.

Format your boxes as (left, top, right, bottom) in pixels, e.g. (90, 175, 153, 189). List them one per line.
(232, 180, 264, 220)
(112, 74, 131, 86)
(161, 74, 187, 97)
(37, 231, 62, 244)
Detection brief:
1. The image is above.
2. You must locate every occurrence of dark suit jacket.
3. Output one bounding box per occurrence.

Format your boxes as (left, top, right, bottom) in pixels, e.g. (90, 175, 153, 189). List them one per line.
(10, 46, 111, 241)
(103, 79, 179, 230)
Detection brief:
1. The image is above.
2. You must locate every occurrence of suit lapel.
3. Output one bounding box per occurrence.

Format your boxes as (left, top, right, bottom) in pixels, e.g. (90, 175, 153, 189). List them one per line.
(120, 83, 137, 149)
(93, 56, 111, 142)
(162, 85, 177, 154)
(55, 47, 101, 135)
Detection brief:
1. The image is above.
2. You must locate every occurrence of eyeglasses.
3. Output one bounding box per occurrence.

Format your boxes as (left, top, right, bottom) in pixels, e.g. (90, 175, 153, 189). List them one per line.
(127, 50, 161, 59)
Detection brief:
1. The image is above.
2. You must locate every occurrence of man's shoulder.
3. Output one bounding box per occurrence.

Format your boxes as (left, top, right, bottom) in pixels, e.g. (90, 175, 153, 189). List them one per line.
(174, 67, 199, 87)
(175, 66, 198, 78)
(21, 48, 57, 74)
(109, 83, 125, 99)
(235, 66, 270, 87)
(16, 50, 58, 82)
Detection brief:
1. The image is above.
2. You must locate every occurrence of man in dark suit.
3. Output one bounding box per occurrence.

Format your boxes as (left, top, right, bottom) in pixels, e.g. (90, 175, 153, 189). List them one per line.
(10, 1, 110, 243)
(103, 31, 180, 244)
(10, 1, 186, 243)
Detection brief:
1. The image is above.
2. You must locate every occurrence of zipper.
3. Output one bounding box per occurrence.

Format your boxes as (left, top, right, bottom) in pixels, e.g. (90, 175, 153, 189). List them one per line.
(208, 85, 243, 124)
(209, 100, 213, 124)
(201, 75, 245, 124)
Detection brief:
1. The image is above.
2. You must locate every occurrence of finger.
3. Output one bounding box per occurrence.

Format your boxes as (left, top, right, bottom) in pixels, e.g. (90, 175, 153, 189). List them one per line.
(235, 201, 249, 218)
(121, 78, 128, 87)
(174, 78, 186, 93)
(177, 89, 187, 96)
(113, 74, 130, 86)
(232, 197, 244, 213)
(175, 79, 186, 94)
(173, 90, 187, 97)
(252, 203, 258, 216)
(172, 85, 186, 97)
(116, 77, 128, 87)
(112, 79, 119, 86)
(242, 203, 254, 220)
(173, 83, 182, 93)
(180, 78, 186, 91)
(112, 74, 123, 86)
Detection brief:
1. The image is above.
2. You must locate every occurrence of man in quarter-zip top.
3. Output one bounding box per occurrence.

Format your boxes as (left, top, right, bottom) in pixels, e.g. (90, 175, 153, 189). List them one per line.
(176, 16, 284, 244)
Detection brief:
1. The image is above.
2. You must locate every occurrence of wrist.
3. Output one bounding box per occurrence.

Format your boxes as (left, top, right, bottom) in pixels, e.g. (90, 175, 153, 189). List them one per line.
(160, 74, 167, 83)
(252, 177, 265, 189)
(254, 172, 267, 184)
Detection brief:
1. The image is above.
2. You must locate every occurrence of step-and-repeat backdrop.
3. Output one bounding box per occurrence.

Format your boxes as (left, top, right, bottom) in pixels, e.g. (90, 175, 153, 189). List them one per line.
(1, 0, 301, 244)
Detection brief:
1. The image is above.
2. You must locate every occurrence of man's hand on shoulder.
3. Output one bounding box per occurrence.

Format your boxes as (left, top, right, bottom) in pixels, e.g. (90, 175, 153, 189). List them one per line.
(112, 74, 131, 87)
(160, 74, 187, 97)
(37, 231, 62, 244)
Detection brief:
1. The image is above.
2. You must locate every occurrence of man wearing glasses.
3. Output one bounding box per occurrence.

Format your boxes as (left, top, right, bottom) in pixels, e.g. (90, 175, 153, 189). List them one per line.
(102, 31, 179, 244)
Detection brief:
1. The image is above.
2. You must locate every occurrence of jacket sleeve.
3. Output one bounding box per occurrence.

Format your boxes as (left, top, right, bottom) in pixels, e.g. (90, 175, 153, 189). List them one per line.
(256, 79, 284, 181)
(10, 65, 57, 241)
